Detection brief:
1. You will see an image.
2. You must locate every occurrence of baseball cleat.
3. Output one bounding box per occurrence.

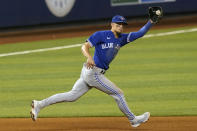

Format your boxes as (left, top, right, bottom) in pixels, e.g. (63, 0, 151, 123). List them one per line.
(130, 112, 150, 127)
(30, 100, 40, 121)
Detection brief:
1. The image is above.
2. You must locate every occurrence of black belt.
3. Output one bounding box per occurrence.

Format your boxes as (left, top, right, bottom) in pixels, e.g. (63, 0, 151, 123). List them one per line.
(89, 64, 106, 74)
(100, 69, 106, 74)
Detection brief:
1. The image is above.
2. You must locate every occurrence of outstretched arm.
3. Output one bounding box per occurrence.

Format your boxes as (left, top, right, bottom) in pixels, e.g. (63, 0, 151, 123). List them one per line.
(126, 6, 163, 43)
(81, 42, 95, 69)
(136, 20, 153, 37)
(128, 20, 153, 42)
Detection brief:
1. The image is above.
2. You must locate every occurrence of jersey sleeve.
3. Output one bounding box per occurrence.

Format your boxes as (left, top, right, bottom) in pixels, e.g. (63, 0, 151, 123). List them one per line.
(119, 33, 130, 47)
(87, 31, 102, 47)
(121, 21, 152, 47)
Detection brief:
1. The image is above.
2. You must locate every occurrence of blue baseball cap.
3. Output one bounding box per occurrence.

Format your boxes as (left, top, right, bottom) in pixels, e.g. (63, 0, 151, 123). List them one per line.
(111, 15, 128, 25)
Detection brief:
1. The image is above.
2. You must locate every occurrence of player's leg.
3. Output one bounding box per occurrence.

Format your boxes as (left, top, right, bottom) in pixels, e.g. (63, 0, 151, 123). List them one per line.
(91, 73, 150, 127)
(91, 72, 135, 121)
(30, 78, 91, 121)
(39, 78, 91, 108)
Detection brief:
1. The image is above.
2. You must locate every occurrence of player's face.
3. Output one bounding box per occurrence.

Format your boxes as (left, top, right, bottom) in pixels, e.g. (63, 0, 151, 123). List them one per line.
(111, 23, 124, 33)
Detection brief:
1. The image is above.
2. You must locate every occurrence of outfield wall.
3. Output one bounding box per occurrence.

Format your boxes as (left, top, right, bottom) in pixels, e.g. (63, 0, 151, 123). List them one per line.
(0, 0, 197, 28)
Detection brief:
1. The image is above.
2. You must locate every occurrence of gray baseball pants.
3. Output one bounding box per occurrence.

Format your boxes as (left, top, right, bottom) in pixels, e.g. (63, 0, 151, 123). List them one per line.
(39, 63, 135, 121)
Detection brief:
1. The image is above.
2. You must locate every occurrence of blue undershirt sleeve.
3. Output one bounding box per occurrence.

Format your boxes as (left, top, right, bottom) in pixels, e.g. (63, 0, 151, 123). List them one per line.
(127, 20, 153, 43)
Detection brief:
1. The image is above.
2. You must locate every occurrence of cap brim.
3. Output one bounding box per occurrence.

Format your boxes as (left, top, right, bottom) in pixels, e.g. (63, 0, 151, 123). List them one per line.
(112, 21, 128, 25)
(123, 22, 128, 25)
(114, 22, 128, 25)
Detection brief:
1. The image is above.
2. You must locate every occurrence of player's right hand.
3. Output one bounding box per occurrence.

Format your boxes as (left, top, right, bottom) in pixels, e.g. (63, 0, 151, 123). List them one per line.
(86, 57, 95, 69)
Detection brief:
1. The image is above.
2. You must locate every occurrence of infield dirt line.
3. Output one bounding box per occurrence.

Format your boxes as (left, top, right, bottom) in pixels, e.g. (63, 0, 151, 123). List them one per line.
(0, 116, 197, 131)
(0, 28, 197, 58)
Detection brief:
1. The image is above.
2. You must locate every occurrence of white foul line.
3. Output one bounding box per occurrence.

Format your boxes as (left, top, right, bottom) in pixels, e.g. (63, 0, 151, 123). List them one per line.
(0, 44, 82, 57)
(0, 28, 197, 58)
(143, 28, 197, 38)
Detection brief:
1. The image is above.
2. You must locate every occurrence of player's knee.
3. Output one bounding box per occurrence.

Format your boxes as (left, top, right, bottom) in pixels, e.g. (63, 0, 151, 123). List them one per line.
(116, 90, 124, 97)
(119, 90, 124, 95)
(67, 95, 79, 102)
(110, 89, 124, 98)
(64, 91, 79, 102)
(116, 87, 123, 95)
(111, 94, 119, 101)
(111, 93, 123, 101)
(68, 98, 77, 102)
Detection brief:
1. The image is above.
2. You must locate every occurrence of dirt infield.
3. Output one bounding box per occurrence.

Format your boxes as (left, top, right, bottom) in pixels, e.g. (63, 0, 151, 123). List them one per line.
(0, 117, 196, 131)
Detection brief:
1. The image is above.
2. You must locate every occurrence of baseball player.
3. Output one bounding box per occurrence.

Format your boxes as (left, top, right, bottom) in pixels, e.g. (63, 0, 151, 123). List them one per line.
(31, 7, 162, 127)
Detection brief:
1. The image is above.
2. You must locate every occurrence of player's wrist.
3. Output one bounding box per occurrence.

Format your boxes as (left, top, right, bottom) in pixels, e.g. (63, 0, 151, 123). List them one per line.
(149, 19, 154, 24)
(87, 56, 93, 60)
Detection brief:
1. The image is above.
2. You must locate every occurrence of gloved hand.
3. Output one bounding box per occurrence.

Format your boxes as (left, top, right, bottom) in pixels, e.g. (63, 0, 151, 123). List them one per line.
(148, 6, 163, 24)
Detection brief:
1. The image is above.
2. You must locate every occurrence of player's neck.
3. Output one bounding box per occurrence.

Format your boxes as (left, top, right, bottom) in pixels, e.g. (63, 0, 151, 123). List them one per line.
(111, 30, 121, 38)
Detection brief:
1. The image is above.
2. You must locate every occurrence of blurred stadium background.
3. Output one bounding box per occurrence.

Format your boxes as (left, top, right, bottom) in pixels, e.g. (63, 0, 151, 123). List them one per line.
(0, 0, 197, 44)
(0, 0, 197, 119)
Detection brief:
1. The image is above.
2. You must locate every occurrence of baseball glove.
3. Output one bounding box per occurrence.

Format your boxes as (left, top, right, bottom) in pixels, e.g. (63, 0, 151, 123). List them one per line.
(148, 6, 163, 24)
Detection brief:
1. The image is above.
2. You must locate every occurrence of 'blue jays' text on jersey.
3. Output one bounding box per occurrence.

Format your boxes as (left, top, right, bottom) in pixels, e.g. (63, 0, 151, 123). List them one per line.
(87, 21, 152, 70)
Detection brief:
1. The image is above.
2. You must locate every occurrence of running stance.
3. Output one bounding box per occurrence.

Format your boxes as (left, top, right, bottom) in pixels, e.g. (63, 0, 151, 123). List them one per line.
(31, 7, 163, 127)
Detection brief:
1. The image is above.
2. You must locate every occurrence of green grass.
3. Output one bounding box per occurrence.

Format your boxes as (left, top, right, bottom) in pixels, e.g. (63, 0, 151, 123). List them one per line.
(0, 26, 197, 118)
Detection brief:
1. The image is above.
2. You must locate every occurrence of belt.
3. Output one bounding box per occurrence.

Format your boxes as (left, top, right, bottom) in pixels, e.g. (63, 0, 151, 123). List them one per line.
(100, 69, 106, 74)
(93, 66, 106, 74)
(84, 63, 106, 74)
